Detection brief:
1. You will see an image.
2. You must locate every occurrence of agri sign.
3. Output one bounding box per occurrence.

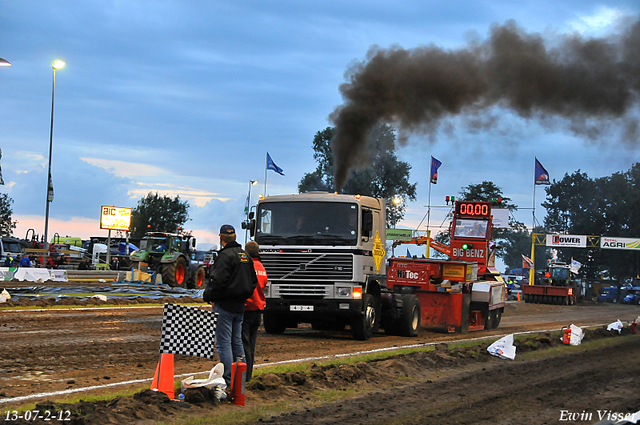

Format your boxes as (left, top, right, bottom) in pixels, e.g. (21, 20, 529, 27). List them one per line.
(600, 237, 640, 250)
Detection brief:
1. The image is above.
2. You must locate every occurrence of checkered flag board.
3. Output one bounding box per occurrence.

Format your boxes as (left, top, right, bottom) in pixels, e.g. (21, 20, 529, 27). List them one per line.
(159, 304, 218, 359)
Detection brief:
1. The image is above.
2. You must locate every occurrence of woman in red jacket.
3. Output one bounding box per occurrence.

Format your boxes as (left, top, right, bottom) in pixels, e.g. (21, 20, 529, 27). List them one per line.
(242, 241, 268, 382)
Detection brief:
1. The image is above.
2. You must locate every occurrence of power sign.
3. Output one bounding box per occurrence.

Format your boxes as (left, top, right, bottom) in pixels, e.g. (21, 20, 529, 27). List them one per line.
(100, 206, 132, 231)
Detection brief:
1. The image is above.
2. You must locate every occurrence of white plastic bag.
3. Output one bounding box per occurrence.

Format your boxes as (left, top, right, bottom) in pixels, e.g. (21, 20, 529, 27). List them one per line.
(607, 319, 623, 333)
(0, 288, 11, 303)
(487, 334, 517, 360)
(181, 363, 226, 392)
(568, 324, 584, 345)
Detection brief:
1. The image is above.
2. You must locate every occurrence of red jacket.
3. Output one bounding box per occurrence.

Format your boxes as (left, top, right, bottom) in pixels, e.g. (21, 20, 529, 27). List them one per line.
(245, 257, 267, 311)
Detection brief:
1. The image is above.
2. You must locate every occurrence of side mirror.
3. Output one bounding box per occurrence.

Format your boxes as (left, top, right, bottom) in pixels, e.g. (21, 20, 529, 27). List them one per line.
(190, 238, 197, 250)
(248, 211, 254, 220)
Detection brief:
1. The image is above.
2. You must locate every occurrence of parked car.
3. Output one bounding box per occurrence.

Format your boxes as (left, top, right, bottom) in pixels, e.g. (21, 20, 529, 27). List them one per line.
(622, 286, 640, 305)
(597, 286, 626, 303)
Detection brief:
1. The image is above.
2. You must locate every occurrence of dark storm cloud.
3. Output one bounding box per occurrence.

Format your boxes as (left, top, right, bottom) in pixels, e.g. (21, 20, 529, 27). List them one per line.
(330, 18, 640, 190)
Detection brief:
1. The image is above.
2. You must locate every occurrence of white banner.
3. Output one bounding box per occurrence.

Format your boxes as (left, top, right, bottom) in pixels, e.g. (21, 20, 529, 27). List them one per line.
(600, 237, 640, 250)
(491, 209, 510, 229)
(546, 234, 587, 248)
(0, 268, 68, 282)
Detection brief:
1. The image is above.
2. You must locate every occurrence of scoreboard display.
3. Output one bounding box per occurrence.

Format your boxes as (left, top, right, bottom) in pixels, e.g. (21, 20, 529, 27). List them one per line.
(455, 201, 491, 218)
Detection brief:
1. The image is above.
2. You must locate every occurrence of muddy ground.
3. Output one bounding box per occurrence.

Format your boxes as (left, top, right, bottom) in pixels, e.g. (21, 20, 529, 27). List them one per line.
(1, 296, 639, 424)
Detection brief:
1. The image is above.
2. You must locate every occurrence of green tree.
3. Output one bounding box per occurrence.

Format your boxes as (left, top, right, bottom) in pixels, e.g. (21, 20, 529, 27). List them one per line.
(542, 164, 640, 280)
(130, 192, 190, 238)
(299, 124, 417, 227)
(0, 194, 17, 237)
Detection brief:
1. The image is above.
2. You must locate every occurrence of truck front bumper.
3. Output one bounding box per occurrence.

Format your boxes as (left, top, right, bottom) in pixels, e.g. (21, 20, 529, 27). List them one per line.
(265, 298, 363, 317)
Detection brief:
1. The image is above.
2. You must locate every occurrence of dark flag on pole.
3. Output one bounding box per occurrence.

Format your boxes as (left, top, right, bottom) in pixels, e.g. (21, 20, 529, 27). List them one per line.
(47, 176, 54, 202)
(430, 156, 442, 184)
(159, 304, 218, 359)
(534, 158, 550, 185)
(266, 152, 285, 176)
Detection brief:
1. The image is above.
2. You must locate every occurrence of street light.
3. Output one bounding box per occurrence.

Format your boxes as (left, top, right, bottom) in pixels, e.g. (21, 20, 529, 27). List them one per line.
(43, 60, 65, 249)
(0, 58, 11, 67)
(244, 180, 258, 243)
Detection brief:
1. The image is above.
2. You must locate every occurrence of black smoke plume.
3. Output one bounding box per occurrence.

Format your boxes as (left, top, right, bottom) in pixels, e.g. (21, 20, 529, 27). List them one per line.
(330, 18, 640, 190)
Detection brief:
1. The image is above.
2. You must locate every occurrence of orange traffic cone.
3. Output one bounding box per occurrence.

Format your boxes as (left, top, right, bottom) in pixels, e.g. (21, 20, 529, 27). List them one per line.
(517, 292, 521, 301)
(150, 353, 175, 399)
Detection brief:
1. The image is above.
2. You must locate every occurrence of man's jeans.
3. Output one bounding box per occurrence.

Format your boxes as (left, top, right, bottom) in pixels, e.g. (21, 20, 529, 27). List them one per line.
(212, 305, 245, 387)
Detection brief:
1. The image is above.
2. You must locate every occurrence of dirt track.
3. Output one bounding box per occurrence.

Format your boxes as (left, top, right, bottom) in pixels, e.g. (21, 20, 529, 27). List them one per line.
(0, 300, 639, 424)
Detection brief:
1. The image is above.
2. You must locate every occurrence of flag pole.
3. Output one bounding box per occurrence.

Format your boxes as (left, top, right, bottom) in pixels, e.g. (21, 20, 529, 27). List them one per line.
(530, 158, 536, 286)
(264, 153, 268, 197)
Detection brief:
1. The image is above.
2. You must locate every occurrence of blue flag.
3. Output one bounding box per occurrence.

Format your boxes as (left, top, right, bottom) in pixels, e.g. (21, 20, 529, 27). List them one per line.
(534, 157, 550, 185)
(406, 248, 412, 258)
(267, 153, 285, 176)
(430, 156, 442, 184)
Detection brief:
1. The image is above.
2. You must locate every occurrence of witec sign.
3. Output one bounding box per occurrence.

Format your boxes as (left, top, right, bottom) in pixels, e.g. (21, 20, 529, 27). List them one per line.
(100, 206, 132, 231)
(546, 234, 587, 248)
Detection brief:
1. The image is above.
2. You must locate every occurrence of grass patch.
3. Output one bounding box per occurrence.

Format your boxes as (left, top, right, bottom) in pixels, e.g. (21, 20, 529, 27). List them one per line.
(251, 345, 435, 379)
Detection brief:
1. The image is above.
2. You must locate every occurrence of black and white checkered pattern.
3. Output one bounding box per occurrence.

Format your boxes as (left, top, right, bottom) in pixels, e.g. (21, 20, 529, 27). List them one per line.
(159, 303, 218, 359)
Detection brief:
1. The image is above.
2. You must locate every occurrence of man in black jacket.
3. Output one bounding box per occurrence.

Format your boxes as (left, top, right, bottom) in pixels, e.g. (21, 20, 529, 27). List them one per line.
(204, 224, 257, 388)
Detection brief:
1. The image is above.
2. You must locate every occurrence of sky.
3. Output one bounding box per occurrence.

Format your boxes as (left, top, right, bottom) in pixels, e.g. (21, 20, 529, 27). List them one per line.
(1, 1, 639, 264)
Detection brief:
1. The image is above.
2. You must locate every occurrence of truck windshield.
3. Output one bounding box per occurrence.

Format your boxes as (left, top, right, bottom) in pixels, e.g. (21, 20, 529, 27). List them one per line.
(550, 267, 570, 279)
(2, 241, 22, 253)
(255, 201, 359, 246)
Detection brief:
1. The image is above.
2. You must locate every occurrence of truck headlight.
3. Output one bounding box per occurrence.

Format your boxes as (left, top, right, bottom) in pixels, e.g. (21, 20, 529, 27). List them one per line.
(337, 287, 351, 297)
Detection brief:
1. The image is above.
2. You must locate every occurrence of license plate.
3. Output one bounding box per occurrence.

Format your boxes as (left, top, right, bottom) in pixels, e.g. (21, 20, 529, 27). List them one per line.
(290, 305, 314, 311)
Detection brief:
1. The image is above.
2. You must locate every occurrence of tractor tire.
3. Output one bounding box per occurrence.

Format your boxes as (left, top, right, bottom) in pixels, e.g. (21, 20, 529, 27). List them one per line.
(189, 266, 206, 289)
(351, 294, 377, 341)
(263, 312, 286, 334)
(161, 257, 188, 288)
(398, 294, 420, 337)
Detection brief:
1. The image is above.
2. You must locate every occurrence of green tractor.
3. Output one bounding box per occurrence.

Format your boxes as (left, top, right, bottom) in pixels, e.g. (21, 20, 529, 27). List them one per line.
(129, 232, 206, 289)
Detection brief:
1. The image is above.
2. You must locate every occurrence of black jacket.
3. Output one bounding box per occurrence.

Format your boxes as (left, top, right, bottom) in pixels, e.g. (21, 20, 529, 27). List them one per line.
(204, 241, 258, 313)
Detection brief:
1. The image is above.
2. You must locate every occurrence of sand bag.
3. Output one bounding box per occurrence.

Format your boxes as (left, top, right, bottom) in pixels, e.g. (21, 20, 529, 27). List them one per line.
(487, 334, 516, 360)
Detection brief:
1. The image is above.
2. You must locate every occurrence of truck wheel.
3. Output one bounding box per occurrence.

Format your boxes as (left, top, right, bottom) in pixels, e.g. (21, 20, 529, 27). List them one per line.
(485, 310, 496, 330)
(189, 266, 206, 289)
(263, 312, 286, 334)
(399, 294, 420, 337)
(351, 294, 377, 340)
(493, 308, 502, 328)
(612, 298, 617, 304)
(161, 257, 187, 288)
